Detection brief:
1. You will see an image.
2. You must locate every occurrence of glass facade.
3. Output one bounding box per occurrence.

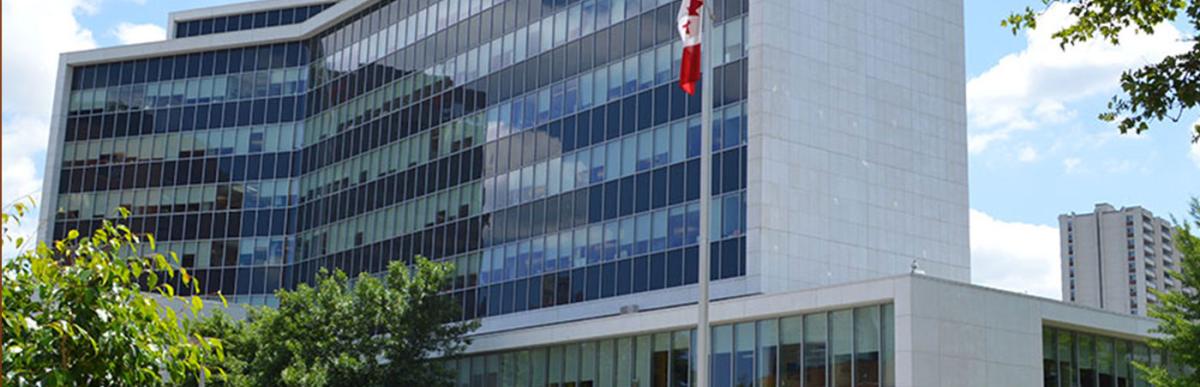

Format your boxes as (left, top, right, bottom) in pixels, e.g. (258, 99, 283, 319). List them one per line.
(1041, 326, 1166, 387)
(57, 41, 311, 306)
(52, 0, 749, 313)
(174, 3, 337, 39)
(445, 304, 894, 387)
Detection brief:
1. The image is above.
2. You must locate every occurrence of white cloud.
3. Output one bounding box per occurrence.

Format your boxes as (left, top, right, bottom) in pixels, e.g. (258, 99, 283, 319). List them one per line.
(2, 0, 95, 120)
(1062, 157, 1082, 173)
(966, 3, 1190, 153)
(970, 209, 1061, 299)
(112, 22, 165, 45)
(1192, 142, 1200, 169)
(1104, 159, 1135, 174)
(1032, 100, 1075, 125)
(2, 0, 97, 257)
(1017, 145, 1039, 162)
(2, 116, 51, 205)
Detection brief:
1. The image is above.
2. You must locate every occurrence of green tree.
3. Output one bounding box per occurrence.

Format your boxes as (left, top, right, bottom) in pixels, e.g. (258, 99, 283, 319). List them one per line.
(1136, 198, 1200, 386)
(185, 309, 253, 387)
(2, 199, 226, 385)
(199, 257, 477, 387)
(1003, 1, 1200, 142)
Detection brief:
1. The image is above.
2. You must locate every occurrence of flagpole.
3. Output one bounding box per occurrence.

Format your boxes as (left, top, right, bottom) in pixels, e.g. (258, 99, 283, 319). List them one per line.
(695, 2, 714, 387)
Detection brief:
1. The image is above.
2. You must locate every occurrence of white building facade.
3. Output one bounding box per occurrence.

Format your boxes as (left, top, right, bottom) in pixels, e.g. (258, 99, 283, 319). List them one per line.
(458, 275, 1161, 387)
(1060, 203, 1182, 316)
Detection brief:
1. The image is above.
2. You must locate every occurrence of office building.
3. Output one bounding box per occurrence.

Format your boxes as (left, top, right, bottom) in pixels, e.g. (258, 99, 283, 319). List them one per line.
(1060, 203, 1181, 316)
(42, 0, 969, 318)
(40, 0, 1163, 385)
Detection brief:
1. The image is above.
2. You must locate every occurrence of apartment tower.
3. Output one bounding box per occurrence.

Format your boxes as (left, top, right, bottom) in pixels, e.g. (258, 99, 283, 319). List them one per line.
(1061, 203, 1180, 316)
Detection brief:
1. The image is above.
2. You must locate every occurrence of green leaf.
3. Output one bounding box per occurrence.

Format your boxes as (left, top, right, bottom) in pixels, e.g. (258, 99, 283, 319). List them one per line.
(155, 254, 169, 271)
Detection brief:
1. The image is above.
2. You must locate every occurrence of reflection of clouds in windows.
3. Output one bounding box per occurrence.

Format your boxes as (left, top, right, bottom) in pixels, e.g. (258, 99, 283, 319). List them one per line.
(52, 0, 750, 310)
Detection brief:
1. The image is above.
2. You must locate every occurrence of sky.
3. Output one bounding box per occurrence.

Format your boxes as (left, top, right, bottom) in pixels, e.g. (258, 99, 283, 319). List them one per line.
(2, 0, 1198, 299)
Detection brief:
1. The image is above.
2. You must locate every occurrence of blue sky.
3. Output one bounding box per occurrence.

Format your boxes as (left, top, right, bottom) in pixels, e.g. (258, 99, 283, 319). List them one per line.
(3, 0, 1198, 298)
(965, 0, 1199, 222)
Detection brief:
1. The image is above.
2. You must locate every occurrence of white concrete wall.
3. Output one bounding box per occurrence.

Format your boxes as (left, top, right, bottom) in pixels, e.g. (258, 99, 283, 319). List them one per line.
(745, 0, 970, 295)
(896, 276, 1157, 387)
(467, 275, 1157, 387)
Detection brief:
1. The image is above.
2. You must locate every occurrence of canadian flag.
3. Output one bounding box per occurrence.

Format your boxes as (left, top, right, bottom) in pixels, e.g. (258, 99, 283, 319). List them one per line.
(677, 0, 703, 95)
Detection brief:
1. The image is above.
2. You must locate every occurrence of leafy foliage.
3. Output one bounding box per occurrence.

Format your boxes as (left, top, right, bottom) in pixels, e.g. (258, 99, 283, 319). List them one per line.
(1003, 0, 1200, 142)
(184, 310, 252, 387)
(197, 257, 478, 387)
(1136, 198, 1200, 386)
(2, 199, 225, 385)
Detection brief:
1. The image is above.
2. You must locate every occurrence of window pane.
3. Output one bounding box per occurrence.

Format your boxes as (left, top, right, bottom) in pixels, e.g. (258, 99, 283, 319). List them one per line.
(457, 358, 471, 387)
(653, 333, 670, 387)
(712, 325, 733, 387)
(1115, 339, 1130, 387)
(881, 304, 894, 387)
(472, 355, 486, 386)
(734, 323, 755, 387)
(599, 340, 615, 387)
(1058, 331, 1075, 387)
(671, 330, 691, 387)
(1079, 334, 1096, 387)
(581, 341, 596, 387)
(758, 319, 779, 387)
(831, 310, 852, 387)
(636, 335, 653, 387)
(486, 354, 500, 387)
(804, 313, 828, 387)
(500, 353, 515, 387)
(780, 317, 803, 387)
(566, 344, 580, 386)
(854, 306, 880, 387)
(1098, 337, 1115, 387)
(618, 337, 634, 387)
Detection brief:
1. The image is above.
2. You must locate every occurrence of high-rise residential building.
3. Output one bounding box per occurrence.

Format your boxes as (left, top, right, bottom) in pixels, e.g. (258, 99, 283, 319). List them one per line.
(1060, 203, 1181, 316)
(40, 0, 1165, 385)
